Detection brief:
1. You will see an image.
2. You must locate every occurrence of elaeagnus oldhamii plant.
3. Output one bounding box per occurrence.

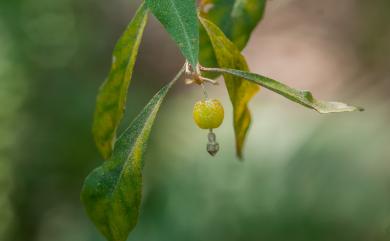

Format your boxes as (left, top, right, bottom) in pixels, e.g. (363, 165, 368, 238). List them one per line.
(80, 1, 364, 241)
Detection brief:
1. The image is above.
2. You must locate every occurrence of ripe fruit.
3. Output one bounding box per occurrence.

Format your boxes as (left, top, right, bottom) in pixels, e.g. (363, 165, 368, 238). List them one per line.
(193, 99, 224, 129)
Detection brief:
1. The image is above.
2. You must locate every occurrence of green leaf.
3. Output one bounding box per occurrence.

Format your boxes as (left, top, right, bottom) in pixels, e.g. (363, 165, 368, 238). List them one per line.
(92, 3, 149, 160)
(146, 0, 199, 67)
(81, 67, 184, 241)
(202, 67, 364, 114)
(199, 0, 266, 69)
(200, 17, 259, 159)
(200, 0, 266, 50)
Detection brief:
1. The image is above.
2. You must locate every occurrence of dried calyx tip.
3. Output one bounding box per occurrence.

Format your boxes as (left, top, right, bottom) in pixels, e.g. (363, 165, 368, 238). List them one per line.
(207, 129, 219, 156)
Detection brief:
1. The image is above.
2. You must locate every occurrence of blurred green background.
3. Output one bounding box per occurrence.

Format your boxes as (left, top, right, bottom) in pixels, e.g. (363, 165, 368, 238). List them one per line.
(1, 0, 390, 241)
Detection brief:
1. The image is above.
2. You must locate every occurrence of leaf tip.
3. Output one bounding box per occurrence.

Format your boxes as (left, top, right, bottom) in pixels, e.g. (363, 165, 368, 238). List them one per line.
(236, 154, 244, 161)
(357, 106, 365, 112)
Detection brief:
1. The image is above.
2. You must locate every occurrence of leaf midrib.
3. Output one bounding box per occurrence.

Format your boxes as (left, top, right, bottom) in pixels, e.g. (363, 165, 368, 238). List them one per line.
(107, 65, 185, 199)
(168, 0, 195, 65)
(108, 108, 157, 199)
(116, 10, 148, 131)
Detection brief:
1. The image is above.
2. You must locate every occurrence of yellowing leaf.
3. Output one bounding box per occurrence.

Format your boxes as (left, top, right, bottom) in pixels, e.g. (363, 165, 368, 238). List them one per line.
(92, 3, 148, 160)
(201, 67, 364, 114)
(81, 67, 184, 241)
(199, 0, 266, 49)
(199, 0, 266, 70)
(200, 17, 259, 159)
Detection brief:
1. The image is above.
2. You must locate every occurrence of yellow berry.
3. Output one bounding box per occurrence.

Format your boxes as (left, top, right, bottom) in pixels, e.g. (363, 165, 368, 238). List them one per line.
(193, 99, 224, 129)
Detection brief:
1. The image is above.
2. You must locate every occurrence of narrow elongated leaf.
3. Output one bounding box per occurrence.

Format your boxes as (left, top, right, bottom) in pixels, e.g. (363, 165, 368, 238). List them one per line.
(81, 67, 184, 241)
(93, 3, 149, 160)
(199, 0, 266, 69)
(146, 0, 199, 67)
(202, 67, 364, 114)
(200, 17, 259, 159)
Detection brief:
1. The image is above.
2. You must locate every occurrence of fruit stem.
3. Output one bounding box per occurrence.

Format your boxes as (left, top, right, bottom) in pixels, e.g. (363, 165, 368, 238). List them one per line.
(201, 83, 209, 100)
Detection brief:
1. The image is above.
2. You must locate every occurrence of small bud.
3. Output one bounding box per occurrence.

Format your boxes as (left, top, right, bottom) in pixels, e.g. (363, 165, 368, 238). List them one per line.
(185, 78, 195, 84)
